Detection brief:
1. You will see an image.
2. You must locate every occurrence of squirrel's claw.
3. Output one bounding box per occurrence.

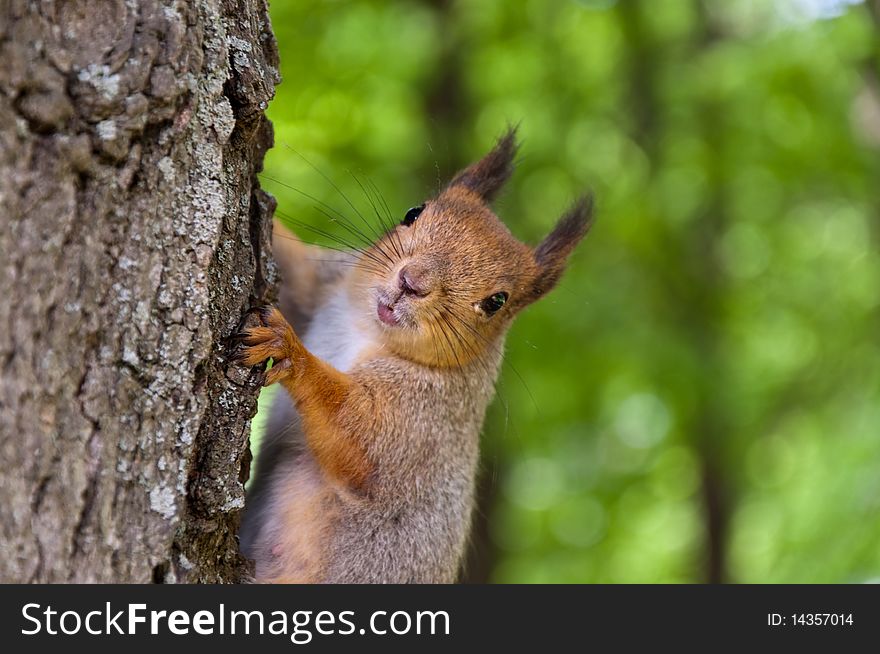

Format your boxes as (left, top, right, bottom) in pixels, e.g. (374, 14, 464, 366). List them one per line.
(263, 358, 292, 386)
(232, 306, 298, 386)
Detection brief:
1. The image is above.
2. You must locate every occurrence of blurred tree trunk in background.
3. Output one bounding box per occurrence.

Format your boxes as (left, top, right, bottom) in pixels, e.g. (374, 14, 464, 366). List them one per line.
(618, 0, 733, 583)
(422, 0, 468, 183)
(688, 0, 733, 585)
(0, 0, 278, 582)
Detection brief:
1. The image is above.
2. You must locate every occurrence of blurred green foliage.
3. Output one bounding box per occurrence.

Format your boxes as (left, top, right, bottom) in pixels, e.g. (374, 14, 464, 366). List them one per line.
(254, 0, 880, 583)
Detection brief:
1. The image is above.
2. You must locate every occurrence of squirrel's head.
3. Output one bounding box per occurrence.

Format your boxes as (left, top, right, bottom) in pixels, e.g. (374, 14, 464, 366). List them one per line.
(352, 129, 593, 368)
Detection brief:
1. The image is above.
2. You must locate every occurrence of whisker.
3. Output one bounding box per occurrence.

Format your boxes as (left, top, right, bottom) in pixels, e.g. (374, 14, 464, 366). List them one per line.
(260, 173, 389, 263)
(365, 175, 408, 258)
(437, 310, 494, 381)
(303, 256, 388, 276)
(434, 312, 464, 370)
(444, 309, 540, 415)
(274, 234, 387, 278)
(348, 171, 402, 261)
(307, 203, 397, 267)
(452, 325, 500, 386)
(279, 143, 381, 254)
(348, 171, 394, 237)
(275, 209, 390, 272)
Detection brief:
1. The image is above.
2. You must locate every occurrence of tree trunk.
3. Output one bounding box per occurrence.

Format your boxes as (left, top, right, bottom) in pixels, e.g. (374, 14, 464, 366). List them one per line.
(0, 0, 279, 582)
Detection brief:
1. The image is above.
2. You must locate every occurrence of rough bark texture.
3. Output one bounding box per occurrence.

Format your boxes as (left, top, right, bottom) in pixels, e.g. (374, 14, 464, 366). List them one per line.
(0, 0, 279, 582)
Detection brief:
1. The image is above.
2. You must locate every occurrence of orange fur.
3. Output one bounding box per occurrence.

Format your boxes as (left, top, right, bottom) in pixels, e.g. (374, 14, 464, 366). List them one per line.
(241, 307, 374, 491)
(256, 460, 336, 583)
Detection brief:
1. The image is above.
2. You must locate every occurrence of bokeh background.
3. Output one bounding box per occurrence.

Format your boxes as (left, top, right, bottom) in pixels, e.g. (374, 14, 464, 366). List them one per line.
(252, 0, 880, 583)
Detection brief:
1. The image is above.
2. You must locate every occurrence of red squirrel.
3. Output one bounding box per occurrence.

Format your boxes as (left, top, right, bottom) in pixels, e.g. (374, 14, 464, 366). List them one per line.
(237, 130, 593, 582)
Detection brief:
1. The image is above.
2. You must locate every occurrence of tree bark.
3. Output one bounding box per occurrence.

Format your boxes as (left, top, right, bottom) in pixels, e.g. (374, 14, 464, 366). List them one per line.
(0, 0, 279, 582)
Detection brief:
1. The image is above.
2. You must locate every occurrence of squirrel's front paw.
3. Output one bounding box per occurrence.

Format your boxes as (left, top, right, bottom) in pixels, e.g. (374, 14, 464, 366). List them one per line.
(236, 306, 298, 386)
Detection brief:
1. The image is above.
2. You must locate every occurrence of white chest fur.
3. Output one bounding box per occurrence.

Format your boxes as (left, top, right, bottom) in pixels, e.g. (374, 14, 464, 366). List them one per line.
(302, 286, 374, 373)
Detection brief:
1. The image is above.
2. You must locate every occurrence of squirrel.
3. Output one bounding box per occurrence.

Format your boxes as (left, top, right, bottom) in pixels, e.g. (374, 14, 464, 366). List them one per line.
(236, 130, 593, 583)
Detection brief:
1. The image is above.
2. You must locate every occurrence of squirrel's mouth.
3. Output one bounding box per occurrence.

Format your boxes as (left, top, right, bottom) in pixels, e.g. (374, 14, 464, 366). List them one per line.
(377, 300, 400, 327)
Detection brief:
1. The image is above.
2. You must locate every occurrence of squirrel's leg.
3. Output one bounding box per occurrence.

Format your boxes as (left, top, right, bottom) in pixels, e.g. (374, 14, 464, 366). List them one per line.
(238, 306, 373, 491)
(272, 218, 349, 334)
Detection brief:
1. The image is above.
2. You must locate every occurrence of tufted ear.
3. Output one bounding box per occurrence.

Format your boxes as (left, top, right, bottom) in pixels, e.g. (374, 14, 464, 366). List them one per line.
(531, 195, 594, 299)
(449, 128, 519, 203)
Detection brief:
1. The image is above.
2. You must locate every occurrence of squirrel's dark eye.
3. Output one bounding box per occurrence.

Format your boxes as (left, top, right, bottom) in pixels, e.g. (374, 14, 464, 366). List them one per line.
(401, 204, 424, 226)
(480, 292, 509, 316)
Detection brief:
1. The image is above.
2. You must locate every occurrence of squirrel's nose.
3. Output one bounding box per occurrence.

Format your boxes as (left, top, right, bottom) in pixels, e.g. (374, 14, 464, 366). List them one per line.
(398, 265, 432, 297)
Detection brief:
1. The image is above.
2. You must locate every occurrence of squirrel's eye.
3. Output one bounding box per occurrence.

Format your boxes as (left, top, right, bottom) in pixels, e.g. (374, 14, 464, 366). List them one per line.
(480, 292, 509, 316)
(401, 204, 425, 226)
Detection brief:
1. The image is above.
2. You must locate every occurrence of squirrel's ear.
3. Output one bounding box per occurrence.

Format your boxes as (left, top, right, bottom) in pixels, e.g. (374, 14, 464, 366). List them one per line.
(531, 195, 594, 298)
(449, 128, 518, 203)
